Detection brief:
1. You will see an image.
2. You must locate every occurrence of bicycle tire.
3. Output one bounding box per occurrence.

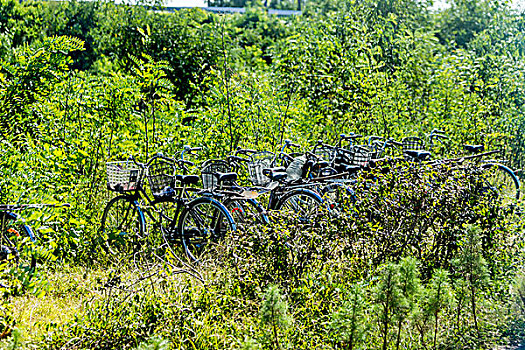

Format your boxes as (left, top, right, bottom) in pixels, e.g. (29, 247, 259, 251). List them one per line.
(224, 198, 269, 227)
(274, 188, 324, 221)
(0, 211, 36, 289)
(481, 163, 520, 206)
(99, 195, 145, 259)
(320, 181, 356, 217)
(178, 197, 236, 262)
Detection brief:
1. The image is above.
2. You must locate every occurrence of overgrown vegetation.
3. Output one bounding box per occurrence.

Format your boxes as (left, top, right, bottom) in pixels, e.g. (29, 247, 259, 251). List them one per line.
(2, 0, 525, 348)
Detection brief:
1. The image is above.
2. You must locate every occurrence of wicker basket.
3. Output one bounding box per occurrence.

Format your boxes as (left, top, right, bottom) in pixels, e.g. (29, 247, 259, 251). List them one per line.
(147, 158, 176, 196)
(106, 161, 142, 192)
(201, 160, 232, 189)
(247, 152, 274, 186)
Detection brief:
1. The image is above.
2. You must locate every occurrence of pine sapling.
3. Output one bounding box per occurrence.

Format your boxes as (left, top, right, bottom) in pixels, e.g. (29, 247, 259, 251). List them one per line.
(452, 225, 489, 341)
(330, 283, 367, 350)
(373, 262, 403, 350)
(394, 257, 421, 350)
(260, 285, 292, 350)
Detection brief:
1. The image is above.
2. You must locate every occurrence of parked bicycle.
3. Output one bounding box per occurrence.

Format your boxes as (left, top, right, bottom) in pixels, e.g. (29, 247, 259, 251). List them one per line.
(0, 202, 68, 290)
(399, 130, 520, 206)
(100, 151, 236, 263)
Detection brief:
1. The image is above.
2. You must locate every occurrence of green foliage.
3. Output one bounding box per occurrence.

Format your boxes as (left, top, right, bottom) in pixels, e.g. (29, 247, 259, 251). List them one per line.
(2, 0, 525, 348)
(0, 35, 84, 144)
(330, 283, 367, 350)
(259, 285, 292, 349)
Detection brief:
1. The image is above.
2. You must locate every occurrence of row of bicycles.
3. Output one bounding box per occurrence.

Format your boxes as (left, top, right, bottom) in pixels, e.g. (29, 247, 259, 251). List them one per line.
(99, 129, 520, 262)
(1, 129, 520, 288)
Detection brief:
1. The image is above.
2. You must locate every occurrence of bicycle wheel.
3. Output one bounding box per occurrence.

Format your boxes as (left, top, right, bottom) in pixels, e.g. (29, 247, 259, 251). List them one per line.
(224, 198, 269, 227)
(481, 163, 520, 206)
(0, 211, 36, 289)
(320, 181, 356, 217)
(178, 197, 236, 262)
(274, 188, 324, 221)
(100, 195, 145, 259)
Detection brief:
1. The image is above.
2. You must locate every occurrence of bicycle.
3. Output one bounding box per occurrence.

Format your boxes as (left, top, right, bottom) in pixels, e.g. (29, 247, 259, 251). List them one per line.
(400, 130, 520, 206)
(200, 149, 269, 226)
(0, 202, 69, 290)
(223, 142, 326, 221)
(100, 151, 236, 263)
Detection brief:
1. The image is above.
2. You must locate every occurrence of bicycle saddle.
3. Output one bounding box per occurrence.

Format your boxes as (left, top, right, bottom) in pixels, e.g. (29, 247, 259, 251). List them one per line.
(212, 172, 238, 183)
(404, 150, 431, 161)
(340, 164, 361, 174)
(262, 168, 288, 182)
(175, 174, 200, 185)
(464, 144, 484, 154)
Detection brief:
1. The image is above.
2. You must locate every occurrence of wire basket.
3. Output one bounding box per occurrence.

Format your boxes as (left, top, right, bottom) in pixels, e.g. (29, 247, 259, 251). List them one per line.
(106, 161, 142, 192)
(351, 145, 372, 166)
(247, 152, 274, 186)
(201, 160, 232, 189)
(402, 137, 426, 161)
(368, 139, 385, 159)
(147, 158, 176, 196)
(334, 147, 354, 166)
(313, 144, 336, 164)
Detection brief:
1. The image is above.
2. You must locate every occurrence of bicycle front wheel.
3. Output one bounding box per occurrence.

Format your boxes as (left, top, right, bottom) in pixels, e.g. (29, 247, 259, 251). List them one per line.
(178, 197, 236, 262)
(481, 163, 520, 206)
(100, 195, 145, 259)
(0, 211, 36, 289)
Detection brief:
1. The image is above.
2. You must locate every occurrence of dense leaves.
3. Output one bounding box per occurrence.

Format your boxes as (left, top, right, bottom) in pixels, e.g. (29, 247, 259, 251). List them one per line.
(1, 0, 525, 348)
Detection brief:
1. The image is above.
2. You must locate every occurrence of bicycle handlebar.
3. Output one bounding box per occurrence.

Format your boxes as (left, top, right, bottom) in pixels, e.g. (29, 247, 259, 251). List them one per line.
(227, 155, 250, 163)
(340, 133, 362, 140)
(284, 139, 300, 148)
(236, 147, 257, 155)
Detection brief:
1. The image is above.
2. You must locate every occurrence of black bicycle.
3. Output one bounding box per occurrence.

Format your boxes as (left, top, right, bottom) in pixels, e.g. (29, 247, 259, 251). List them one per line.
(100, 151, 236, 263)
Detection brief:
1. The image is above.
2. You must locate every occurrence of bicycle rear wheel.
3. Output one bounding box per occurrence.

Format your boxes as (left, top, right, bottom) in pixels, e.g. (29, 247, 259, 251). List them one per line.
(481, 163, 520, 206)
(178, 197, 236, 262)
(274, 188, 324, 221)
(224, 198, 269, 227)
(0, 211, 36, 289)
(99, 195, 145, 260)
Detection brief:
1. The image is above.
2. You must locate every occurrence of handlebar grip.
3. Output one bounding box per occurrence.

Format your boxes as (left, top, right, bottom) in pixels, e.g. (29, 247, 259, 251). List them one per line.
(191, 147, 202, 152)
(290, 143, 300, 148)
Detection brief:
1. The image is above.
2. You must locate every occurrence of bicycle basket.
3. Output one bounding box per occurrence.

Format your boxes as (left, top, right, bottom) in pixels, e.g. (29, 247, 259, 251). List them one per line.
(334, 147, 354, 166)
(106, 161, 142, 192)
(402, 137, 426, 161)
(247, 152, 275, 186)
(201, 160, 232, 189)
(368, 139, 385, 159)
(147, 158, 176, 196)
(351, 145, 372, 166)
(313, 144, 336, 164)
